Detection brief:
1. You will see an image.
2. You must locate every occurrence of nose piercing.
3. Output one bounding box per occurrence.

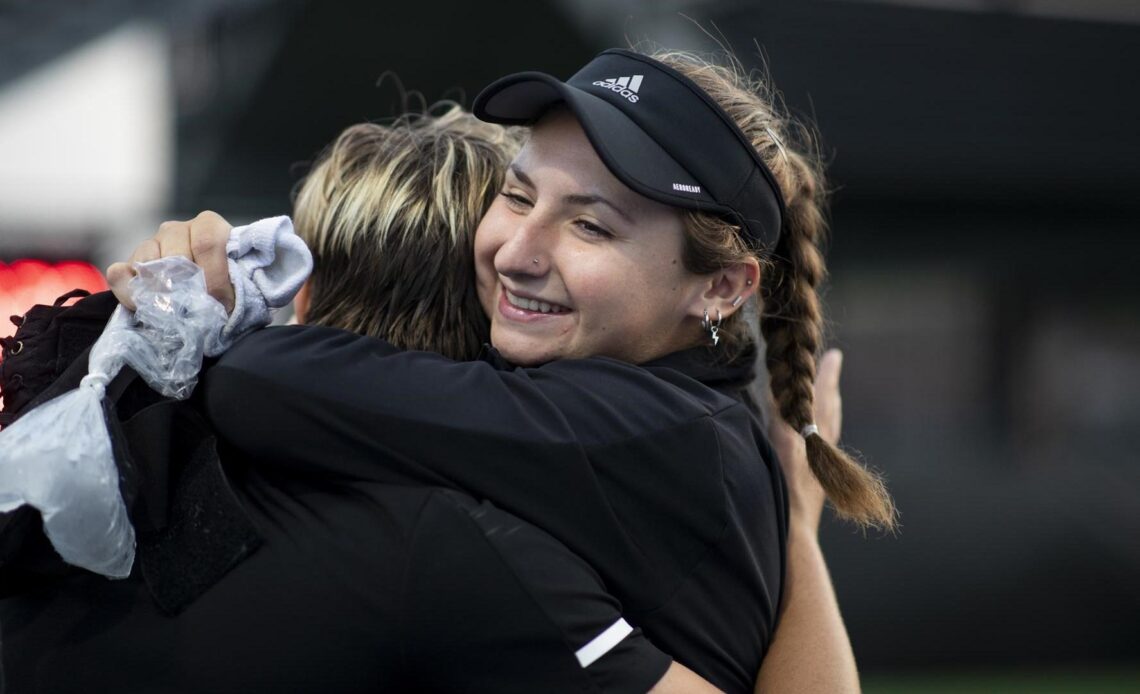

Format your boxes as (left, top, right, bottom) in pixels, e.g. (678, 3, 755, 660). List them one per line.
(532, 258, 539, 265)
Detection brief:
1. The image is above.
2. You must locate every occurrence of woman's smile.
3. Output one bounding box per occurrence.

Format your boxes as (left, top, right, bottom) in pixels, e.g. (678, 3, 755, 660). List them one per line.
(501, 287, 571, 316)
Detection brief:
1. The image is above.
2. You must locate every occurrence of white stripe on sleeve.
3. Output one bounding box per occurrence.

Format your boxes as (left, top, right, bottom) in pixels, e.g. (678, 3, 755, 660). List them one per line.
(575, 618, 634, 668)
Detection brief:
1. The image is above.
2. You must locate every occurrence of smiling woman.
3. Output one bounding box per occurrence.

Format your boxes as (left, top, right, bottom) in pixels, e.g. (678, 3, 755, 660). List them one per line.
(91, 47, 886, 693)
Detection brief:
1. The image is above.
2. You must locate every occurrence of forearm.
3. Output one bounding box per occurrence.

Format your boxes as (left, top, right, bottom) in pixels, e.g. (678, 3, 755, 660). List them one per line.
(649, 662, 724, 693)
(754, 526, 860, 694)
(203, 326, 647, 584)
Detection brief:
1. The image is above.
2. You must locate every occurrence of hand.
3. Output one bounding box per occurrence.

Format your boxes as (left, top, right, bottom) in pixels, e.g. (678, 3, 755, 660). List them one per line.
(768, 349, 844, 535)
(106, 211, 235, 313)
(813, 349, 843, 445)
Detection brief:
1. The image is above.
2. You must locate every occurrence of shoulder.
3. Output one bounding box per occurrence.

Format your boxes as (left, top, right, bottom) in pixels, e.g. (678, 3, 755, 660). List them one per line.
(527, 355, 746, 446)
(219, 324, 379, 365)
(214, 324, 458, 389)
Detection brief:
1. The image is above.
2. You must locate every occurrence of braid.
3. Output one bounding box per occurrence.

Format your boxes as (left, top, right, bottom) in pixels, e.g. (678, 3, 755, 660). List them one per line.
(761, 152, 896, 530)
(650, 48, 896, 531)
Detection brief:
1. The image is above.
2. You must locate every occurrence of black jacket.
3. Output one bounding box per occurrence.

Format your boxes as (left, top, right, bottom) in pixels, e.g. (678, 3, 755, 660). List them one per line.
(1, 298, 673, 693)
(205, 325, 789, 692)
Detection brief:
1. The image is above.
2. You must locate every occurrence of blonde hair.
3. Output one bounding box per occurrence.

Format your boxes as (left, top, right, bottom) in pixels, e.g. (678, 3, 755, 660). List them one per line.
(292, 105, 521, 360)
(650, 49, 897, 531)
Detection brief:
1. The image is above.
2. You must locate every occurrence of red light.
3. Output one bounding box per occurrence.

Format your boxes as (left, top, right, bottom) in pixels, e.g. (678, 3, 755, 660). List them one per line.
(0, 260, 108, 342)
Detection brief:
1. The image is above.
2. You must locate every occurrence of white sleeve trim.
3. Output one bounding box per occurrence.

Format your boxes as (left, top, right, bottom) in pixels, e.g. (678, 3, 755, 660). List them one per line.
(575, 617, 634, 668)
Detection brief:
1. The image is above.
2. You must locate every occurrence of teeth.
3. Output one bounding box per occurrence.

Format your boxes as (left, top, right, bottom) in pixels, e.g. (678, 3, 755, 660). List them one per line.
(506, 290, 566, 314)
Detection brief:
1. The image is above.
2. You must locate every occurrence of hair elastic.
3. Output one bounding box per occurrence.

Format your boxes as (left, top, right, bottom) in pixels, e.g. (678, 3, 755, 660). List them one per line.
(800, 423, 819, 439)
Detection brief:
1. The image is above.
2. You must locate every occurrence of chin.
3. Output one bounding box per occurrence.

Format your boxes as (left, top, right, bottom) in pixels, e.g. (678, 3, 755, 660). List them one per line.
(490, 330, 564, 367)
(494, 343, 556, 367)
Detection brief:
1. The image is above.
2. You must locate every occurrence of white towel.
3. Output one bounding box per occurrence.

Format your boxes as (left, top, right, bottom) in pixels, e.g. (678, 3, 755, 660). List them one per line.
(217, 215, 312, 354)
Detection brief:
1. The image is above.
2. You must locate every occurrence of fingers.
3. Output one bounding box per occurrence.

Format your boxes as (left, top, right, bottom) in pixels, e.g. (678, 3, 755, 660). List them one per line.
(814, 349, 844, 445)
(128, 237, 162, 266)
(105, 262, 138, 310)
(105, 211, 235, 313)
(106, 236, 163, 309)
(188, 211, 235, 313)
(154, 220, 194, 261)
(816, 349, 843, 393)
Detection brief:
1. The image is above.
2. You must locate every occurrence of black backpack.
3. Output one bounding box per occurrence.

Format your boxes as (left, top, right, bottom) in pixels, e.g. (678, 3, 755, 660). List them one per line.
(0, 290, 260, 613)
(1, 289, 117, 428)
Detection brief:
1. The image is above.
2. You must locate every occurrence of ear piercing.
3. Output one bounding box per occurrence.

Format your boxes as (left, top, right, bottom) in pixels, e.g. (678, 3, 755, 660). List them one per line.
(732, 279, 754, 307)
(701, 308, 723, 347)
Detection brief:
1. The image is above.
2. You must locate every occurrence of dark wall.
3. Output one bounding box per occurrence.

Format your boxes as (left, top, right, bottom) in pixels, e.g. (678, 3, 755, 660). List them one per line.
(177, 0, 597, 215)
(712, 0, 1140, 209)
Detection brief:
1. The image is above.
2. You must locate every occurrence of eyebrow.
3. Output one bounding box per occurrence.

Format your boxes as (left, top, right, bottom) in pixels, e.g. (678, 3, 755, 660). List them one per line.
(509, 164, 634, 224)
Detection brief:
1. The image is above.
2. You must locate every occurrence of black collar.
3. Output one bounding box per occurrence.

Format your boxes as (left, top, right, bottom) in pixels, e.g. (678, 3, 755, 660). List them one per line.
(479, 343, 758, 393)
(642, 345, 757, 394)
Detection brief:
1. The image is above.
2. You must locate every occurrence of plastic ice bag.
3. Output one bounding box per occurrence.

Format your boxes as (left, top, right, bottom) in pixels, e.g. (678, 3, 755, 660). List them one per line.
(0, 257, 229, 578)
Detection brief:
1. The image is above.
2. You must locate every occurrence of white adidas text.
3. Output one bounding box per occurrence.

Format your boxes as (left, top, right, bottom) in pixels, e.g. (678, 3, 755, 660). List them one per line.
(592, 75, 643, 103)
(672, 183, 701, 194)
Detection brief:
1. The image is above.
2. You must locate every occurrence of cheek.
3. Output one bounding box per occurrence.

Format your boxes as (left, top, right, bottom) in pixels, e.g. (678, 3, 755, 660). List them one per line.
(473, 213, 503, 308)
(575, 256, 687, 330)
(567, 259, 645, 323)
(473, 216, 495, 273)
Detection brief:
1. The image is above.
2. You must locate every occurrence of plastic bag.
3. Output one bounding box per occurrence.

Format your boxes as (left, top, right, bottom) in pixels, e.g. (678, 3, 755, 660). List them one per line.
(0, 257, 228, 578)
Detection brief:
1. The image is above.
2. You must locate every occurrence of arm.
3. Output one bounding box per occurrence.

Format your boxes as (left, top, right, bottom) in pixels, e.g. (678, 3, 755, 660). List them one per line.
(755, 350, 860, 694)
(754, 527, 858, 693)
(109, 214, 717, 483)
(108, 215, 727, 604)
(200, 323, 726, 600)
(650, 662, 724, 693)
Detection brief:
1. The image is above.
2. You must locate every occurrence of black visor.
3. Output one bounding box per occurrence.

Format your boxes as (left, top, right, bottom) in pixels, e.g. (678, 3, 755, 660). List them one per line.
(473, 48, 785, 250)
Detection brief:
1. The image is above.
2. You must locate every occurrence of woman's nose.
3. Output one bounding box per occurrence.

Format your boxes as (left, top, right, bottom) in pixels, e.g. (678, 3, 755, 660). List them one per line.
(494, 218, 551, 277)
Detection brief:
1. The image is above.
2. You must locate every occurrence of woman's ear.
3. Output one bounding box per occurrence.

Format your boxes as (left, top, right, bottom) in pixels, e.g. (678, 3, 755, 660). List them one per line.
(685, 257, 761, 321)
(293, 278, 312, 325)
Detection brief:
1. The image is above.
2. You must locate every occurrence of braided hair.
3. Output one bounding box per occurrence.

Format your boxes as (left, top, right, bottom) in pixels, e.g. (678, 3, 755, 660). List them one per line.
(652, 49, 897, 530)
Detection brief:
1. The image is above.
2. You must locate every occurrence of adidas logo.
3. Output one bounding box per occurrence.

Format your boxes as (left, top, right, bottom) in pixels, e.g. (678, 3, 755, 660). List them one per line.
(591, 75, 643, 103)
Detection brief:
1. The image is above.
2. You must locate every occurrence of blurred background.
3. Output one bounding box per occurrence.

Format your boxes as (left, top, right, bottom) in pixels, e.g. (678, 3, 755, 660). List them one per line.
(1, 0, 1137, 690)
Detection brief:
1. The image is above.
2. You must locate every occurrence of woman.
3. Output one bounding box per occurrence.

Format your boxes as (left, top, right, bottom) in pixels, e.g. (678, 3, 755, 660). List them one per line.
(110, 49, 893, 691)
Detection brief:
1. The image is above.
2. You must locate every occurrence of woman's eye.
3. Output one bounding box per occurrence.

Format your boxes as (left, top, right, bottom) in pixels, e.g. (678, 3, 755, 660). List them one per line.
(500, 191, 532, 209)
(575, 219, 613, 239)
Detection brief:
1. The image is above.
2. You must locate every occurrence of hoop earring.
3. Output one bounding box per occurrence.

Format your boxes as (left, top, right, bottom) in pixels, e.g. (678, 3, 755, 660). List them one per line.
(701, 308, 723, 347)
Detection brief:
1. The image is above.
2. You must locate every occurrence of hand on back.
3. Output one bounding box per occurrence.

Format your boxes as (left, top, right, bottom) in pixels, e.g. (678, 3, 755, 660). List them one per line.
(768, 349, 843, 534)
